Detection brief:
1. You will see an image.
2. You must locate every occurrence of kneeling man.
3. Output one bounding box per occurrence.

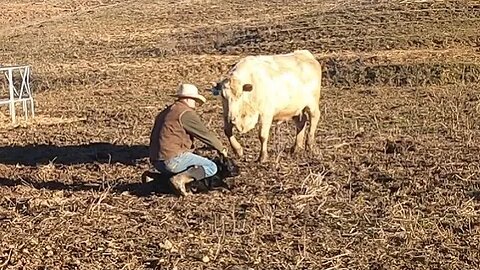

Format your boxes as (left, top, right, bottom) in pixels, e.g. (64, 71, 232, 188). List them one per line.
(149, 83, 228, 196)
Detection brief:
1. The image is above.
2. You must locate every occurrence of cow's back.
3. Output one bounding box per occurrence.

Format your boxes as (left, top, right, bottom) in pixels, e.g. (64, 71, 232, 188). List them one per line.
(234, 50, 322, 116)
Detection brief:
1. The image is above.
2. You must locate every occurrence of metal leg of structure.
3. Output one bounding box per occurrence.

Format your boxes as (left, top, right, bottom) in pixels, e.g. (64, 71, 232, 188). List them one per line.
(30, 97, 35, 118)
(7, 69, 16, 123)
(27, 67, 34, 118)
(23, 100, 27, 121)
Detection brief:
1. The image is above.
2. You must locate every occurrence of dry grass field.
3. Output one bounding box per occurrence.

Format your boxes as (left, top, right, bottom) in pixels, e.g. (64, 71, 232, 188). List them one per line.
(1, 0, 480, 269)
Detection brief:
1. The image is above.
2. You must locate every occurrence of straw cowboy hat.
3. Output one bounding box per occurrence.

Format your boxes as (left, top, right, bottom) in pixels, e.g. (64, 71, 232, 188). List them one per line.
(171, 83, 207, 105)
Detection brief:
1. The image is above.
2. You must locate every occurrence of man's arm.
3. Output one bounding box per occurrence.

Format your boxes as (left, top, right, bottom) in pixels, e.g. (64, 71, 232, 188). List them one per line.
(180, 111, 227, 155)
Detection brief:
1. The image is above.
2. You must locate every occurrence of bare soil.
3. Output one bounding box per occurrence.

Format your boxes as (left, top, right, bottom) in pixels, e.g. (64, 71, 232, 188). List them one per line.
(1, 0, 480, 269)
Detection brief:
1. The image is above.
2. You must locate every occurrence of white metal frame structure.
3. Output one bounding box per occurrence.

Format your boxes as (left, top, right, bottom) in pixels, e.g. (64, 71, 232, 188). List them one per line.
(0, 65, 35, 123)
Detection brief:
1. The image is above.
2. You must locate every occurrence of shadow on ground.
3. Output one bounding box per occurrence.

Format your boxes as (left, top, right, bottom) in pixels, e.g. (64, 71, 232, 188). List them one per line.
(0, 170, 234, 197)
(0, 172, 175, 197)
(0, 142, 148, 166)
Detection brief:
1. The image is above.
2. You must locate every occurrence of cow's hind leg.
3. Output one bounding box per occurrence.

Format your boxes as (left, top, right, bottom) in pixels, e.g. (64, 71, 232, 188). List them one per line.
(306, 104, 321, 151)
(258, 116, 273, 163)
(291, 111, 307, 153)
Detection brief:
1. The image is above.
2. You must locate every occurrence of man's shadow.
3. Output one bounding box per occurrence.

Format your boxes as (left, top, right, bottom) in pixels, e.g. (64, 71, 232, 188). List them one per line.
(0, 158, 238, 197)
(0, 143, 239, 197)
(0, 176, 175, 197)
(0, 173, 232, 197)
(0, 142, 149, 166)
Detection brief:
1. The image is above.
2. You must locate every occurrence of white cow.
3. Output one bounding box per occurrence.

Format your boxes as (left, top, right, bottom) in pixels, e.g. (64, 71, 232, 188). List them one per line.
(211, 50, 322, 163)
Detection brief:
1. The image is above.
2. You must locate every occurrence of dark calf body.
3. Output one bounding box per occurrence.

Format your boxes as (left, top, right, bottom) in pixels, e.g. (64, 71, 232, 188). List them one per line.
(140, 155, 240, 195)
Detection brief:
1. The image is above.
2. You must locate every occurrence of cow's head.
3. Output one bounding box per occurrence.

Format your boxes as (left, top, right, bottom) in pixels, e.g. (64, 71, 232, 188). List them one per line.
(211, 75, 258, 133)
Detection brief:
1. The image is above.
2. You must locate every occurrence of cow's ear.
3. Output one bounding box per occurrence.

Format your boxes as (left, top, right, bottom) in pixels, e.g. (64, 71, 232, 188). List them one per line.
(243, 84, 253, 92)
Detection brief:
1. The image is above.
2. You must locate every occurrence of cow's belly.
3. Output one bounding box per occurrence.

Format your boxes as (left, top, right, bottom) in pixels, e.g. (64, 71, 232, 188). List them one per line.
(273, 107, 304, 121)
(266, 80, 316, 122)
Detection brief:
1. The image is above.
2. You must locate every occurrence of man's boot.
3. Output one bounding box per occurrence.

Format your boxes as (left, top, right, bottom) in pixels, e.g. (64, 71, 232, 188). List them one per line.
(169, 165, 206, 196)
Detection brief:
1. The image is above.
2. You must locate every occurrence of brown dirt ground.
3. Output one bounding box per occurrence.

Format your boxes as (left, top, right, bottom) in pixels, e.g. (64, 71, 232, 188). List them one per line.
(1, 0, 480, 269)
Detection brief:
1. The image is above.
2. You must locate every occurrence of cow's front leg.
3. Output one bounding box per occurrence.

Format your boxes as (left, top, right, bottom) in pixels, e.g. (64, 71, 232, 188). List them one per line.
(258, 117, 273, 163)
(224, 121, 243, 157)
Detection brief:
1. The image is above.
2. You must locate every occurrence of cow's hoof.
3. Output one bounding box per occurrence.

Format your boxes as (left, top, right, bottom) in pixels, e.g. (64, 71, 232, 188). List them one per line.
(306, 141, 317, 151)
(290, 146, 305, 154)
(234, 148, 244, 158)
(307, 145, 319, 156)
(257, 156, 269, 163)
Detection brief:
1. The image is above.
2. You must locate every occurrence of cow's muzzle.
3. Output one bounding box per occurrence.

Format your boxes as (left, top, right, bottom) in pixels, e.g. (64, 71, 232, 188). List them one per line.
(210, 84, 221, 96)
(212, 88, 221, 96)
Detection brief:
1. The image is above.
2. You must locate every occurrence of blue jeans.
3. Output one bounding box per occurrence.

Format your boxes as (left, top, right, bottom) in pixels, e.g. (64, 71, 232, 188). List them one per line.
(153, 152, 218, 179)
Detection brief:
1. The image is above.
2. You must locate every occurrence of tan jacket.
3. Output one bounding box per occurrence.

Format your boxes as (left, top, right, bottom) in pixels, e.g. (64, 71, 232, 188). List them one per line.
(149, 100, 224, 161)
